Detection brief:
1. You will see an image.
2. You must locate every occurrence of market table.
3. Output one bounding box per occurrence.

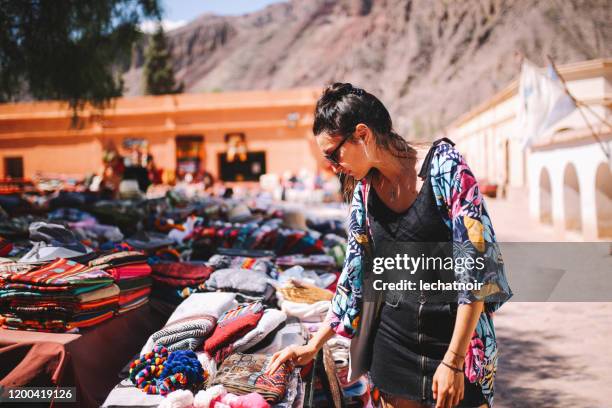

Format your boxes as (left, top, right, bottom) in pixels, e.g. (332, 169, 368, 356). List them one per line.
(0, 303, 167, 407)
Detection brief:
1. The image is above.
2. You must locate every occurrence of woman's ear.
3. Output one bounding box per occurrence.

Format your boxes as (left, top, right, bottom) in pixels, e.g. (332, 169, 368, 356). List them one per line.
(355, 123, 370, 143)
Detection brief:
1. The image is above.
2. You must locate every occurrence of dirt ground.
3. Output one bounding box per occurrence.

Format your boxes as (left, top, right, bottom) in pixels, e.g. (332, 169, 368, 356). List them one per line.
(485, 197, 612, 408)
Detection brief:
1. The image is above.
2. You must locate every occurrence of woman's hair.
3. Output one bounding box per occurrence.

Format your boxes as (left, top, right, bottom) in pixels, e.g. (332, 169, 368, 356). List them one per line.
(313, 82, 414, 202)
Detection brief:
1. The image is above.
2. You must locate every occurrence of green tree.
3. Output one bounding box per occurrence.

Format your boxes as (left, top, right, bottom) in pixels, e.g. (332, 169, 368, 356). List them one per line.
(0, 0, 161, 112)
(143, 25, 183, 95)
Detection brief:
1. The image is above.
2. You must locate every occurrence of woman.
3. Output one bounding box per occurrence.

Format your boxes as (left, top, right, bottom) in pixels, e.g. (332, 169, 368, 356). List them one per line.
(267, 83, 512, 408)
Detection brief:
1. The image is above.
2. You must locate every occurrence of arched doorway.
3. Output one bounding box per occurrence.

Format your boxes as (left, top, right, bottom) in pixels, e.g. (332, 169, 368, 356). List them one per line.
(594, 162, 612, 238)
(563, 163, 582, 232)
(539, 167, 552, 224)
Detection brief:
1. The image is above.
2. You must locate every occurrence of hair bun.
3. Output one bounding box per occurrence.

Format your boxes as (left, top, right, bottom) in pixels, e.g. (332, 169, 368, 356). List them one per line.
(321, 82, 364, 104)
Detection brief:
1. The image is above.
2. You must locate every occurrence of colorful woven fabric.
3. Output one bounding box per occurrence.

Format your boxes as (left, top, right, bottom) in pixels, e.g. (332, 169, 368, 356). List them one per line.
(119, 286, 151, 306)
(6, 258, 113, 286)
(151, 275, 207, 288)
(207, 255, 278, 279)
(151, 262, 213, 280)
(129, 346, 206, 395)
(212, 352, 294, 403)
(150, 315, 216, 351)
(204, 302, 263, 361)
(118, 296, 149, 314)
(106, 263, 152, 281)
(0, 262, 34, 279)
(89, 251, 147, 267)
(116, 276, 152, 291)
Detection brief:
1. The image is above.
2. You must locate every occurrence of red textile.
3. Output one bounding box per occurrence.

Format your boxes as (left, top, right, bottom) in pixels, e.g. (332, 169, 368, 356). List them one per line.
(204, 308, 263, 359)
(106, 263, 151, 281)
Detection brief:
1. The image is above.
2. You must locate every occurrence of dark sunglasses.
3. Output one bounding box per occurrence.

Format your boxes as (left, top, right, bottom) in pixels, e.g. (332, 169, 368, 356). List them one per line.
(324, 133, 352, 166)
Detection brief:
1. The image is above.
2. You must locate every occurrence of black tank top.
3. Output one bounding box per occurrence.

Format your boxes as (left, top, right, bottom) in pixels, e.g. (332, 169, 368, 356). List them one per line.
(367, 138, 452, 245)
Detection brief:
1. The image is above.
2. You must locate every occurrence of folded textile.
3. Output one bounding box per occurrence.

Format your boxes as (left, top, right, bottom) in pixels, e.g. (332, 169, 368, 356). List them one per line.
(6, 258, 113, 286)
(271, 365, 301, 408)
(275, 254, 337, 269)
(89, 251, 147, 268)
(205, 268, 270, 295)
(142, 293, 237, 354)
(168, 293, 237, 325)
(204, 302, 264, 361)
(207, 255, 277, 279)
(279, 299, 329, 323)
(107, 263, 152, 281)
(119, 286, 151, 306)
(151, 262, 214, 280)
(0, 262, 34, 279)
(78, 283, 120, 303)
(211, 352, 294, 403)
(254, 317, 308, 355)
(150, 315, 217, 352)
(218, 308, 286, 360)
(118, 296, 149, 314)
(117, 276, 152, 291)
(277, 280, 333, 304)
(151, 275, 207, 288)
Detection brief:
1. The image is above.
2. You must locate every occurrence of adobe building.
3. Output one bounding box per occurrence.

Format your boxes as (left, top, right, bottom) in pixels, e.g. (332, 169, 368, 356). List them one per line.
(0, 88, 324, 183)
(446, 59, 611, 240)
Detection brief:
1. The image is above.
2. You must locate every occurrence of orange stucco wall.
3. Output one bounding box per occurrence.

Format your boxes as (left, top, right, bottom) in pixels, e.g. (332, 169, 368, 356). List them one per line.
(0, 88, 324, 180)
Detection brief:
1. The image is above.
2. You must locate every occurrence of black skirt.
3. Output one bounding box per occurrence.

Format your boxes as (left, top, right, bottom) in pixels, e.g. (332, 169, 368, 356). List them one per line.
(369, 299, 487, 407)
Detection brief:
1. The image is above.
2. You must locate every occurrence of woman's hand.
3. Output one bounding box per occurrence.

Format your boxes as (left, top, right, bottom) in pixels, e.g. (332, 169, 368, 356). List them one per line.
(432, 361, 464, 408)
(266, 343, 318, 374)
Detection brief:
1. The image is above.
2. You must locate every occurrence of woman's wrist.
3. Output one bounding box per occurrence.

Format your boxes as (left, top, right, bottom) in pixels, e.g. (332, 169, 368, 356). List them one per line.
(443, 350, 465, 367)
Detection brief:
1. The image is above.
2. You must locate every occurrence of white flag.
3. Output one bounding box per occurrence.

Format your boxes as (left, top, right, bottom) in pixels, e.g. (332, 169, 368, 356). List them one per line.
(515, 60, 576, 150)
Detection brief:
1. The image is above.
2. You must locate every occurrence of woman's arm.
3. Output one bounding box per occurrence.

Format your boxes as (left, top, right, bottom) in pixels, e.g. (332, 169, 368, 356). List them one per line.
(433, 301, 484, 408)
(266, 316, 336, 374)
(446, 301, 484, 366)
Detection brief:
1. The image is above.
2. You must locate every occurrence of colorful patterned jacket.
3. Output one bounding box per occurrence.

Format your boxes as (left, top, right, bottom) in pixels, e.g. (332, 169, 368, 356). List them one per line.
(327, 139, 513, 407)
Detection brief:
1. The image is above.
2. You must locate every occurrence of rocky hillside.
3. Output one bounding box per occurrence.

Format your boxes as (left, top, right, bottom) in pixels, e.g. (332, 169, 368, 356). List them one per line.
(124, 0, 612, 139)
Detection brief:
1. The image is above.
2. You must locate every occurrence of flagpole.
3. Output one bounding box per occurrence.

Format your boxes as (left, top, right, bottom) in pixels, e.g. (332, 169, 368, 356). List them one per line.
(546, 55, 610, 159)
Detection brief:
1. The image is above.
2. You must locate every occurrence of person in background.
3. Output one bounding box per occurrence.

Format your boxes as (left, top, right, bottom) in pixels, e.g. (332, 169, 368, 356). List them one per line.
(146, 154, 163, 185)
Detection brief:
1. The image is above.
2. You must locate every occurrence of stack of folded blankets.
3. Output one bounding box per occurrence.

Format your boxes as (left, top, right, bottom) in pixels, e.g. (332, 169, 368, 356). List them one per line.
(216, 308, 287, 361)
(204, 301, 264, 362)
(150, 262, 214, 305)
(205, 268, 275, 304)
(0, 258, 118, 332)
(141, 292, 238, 355)
(89, 251, 152, 314)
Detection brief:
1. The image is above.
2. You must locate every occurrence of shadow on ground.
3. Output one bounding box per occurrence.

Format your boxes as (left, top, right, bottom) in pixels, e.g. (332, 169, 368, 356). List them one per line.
(494, 328, 590, 408)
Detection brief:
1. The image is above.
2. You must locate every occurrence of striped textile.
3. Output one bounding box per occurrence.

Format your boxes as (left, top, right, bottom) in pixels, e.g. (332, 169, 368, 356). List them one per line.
(118, 297, 149, 314)
(6, 258, 112, 286)
(150, 315, 216, 351)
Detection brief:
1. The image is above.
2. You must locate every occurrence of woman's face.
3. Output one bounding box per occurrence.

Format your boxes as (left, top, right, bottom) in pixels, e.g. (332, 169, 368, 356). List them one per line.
(315, 124, 373, 180)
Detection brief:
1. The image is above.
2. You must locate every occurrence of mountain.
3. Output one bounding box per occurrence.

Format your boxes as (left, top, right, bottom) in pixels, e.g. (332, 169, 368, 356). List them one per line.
(123, 0, 612, 139)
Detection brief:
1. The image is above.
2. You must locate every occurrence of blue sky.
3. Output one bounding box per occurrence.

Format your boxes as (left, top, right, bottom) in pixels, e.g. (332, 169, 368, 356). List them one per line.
(141, 0, 287, 31)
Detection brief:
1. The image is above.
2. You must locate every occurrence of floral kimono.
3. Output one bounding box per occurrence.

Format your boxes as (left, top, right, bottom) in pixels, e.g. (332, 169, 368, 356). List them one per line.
(327, 139, 513, 407)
